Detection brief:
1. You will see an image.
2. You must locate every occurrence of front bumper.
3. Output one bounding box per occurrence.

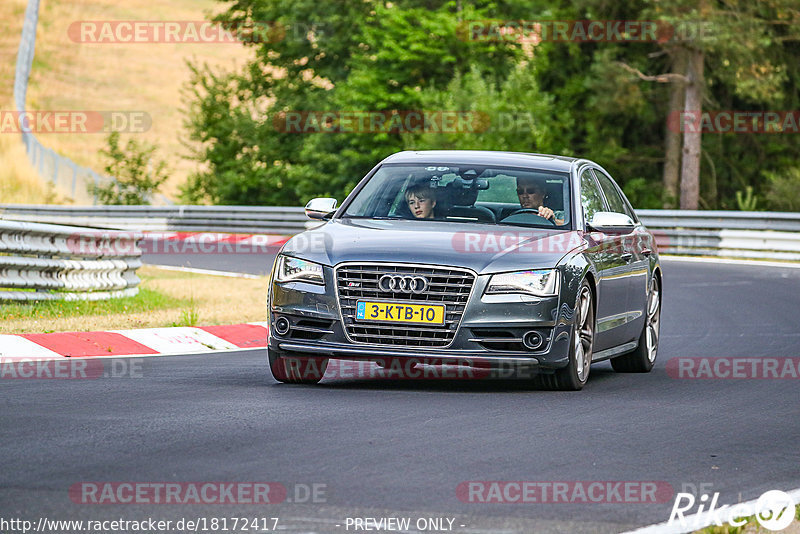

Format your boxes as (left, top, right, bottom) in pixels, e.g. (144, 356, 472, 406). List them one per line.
(269, 268, 575, 369)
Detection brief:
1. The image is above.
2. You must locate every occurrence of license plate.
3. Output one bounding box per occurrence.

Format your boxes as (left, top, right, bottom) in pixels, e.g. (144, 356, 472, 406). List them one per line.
(355, 300, 445, 325)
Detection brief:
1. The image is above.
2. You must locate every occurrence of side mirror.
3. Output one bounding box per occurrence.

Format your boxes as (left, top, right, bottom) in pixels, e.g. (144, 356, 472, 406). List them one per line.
(587, 211, 635, 233)
(305, 198, 338, 220)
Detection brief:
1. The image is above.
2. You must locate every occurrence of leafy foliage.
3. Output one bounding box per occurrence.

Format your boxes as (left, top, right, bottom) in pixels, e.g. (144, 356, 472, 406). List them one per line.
(735, 186, 758, 211)
(763, 167, 800, 211)
(182, 0, 800, 211)
(91, 132, 168, 205)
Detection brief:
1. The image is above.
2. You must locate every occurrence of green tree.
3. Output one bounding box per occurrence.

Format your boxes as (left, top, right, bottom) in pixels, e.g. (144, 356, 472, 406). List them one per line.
(610, 0, 799, 208)
(182, 0, 524, 205)
(763, 168, 800, 211)
(90, 132, 169, 205)
(183, 0, 800, 212)
(408, 63, 563, 153)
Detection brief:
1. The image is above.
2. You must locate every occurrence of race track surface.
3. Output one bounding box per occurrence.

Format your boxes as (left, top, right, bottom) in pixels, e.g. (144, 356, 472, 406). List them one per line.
(2, 259, 799, 533)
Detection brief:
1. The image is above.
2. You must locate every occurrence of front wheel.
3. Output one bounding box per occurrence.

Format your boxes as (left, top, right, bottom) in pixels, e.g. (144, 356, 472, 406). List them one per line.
(611, 276, 661, 373)
(268, 349, 328, 384)
(536, 280, 594, 391)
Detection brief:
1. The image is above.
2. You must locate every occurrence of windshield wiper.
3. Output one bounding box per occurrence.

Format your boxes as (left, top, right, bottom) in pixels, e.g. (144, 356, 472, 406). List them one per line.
(496, 221, 563, 229)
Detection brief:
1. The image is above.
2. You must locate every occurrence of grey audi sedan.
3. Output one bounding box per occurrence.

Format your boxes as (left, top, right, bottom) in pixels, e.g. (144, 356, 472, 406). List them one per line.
(268, 150, 661, 390)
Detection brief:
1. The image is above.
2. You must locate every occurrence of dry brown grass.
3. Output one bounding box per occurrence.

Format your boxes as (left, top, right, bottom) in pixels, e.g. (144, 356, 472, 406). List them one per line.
(2, 0, 254, 203)
(0, 265, 268, 334)
(0, 1, 26, 106)
(0, 135, 63, 203)
(0, 0, 57, 204)
(141, 266, 268, 327)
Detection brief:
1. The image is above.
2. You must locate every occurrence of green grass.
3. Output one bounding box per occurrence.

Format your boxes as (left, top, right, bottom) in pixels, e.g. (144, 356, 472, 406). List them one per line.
(174, 296, 200, 327)
(0, 287, 188, 326)
(0, 265, 268, 334)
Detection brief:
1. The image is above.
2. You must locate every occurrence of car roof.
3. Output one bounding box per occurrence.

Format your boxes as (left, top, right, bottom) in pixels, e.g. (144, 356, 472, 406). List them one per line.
(381, 150, 579, 173)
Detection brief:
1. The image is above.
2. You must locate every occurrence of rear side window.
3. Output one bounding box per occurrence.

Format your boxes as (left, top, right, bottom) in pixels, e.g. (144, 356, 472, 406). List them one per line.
(580, 169, 605, 223)
(593, 169, 634, 219)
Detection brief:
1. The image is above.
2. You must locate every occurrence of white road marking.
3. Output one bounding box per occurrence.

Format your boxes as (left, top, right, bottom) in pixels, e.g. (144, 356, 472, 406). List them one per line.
(662, 255, 800, 270)
(145, 264, 264, 279)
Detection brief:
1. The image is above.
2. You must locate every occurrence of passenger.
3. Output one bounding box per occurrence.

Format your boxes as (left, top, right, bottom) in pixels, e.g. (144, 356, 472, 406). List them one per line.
(515, 177, 564, 225)
(405, 184, 437, 219)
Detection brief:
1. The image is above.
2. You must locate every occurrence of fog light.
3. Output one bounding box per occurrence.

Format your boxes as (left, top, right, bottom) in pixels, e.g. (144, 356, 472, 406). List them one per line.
(274, 316, 291, 336)
(523, 331, 543, 350)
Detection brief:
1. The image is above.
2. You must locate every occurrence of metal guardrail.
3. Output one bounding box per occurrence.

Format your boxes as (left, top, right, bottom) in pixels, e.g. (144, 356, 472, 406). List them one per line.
(1, 205, 799, 262)
(0, 205, 310, 235)
(636, 209, 800, 262)
(0, 220, 142, 301)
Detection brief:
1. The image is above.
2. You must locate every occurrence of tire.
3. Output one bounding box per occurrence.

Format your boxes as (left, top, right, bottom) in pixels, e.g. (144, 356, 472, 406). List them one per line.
(611, 275, 661, 373)
(268, 348, 328, 384)
(536, 280, 594, 391)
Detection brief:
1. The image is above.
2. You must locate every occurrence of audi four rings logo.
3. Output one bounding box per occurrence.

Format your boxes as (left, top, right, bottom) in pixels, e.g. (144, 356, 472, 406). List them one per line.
(378, 275, 429, 294)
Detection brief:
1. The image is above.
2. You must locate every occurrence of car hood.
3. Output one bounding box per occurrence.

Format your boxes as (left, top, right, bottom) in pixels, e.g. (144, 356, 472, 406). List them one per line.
(280, 218, 585, 275)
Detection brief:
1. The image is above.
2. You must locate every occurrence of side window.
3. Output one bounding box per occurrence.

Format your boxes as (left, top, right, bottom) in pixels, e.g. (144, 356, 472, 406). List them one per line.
(593, 169, 631, 217)
(580, 169, 605, 223)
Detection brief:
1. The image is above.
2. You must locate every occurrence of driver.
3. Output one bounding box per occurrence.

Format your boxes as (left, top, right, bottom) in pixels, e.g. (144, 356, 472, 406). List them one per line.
(516, 177, 564, 225)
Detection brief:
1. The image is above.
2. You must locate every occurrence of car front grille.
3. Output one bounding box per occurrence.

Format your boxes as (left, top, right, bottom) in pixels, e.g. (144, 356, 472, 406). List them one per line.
(336, 263, 475, 347)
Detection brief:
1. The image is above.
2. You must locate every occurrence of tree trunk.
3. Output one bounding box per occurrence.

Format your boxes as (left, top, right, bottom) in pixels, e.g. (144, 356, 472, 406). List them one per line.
(663, 48, 687, 208)
(680, 48, 704, 210)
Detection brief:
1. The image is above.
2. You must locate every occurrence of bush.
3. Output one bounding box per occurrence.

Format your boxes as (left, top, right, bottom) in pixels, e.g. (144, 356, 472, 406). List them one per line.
(90, 132, 169, 205)
(622, 177, 663, 209)
(763, 167, 800, 212)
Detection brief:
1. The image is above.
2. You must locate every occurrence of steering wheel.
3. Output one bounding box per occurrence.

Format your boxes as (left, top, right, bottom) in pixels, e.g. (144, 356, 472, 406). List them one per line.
(501, 208, 556, 226)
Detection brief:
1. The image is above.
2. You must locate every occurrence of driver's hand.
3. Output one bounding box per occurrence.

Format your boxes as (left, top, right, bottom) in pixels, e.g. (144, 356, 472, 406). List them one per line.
(537, 206, 554, 220)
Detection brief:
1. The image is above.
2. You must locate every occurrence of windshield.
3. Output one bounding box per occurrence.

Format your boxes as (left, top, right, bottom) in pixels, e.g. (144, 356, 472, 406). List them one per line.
(342, 163, 572, 228)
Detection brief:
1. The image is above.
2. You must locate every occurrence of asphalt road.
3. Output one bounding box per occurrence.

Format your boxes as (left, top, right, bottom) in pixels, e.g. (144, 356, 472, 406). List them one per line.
(1, 258, 799, 533)
(142, 250, 279, 276)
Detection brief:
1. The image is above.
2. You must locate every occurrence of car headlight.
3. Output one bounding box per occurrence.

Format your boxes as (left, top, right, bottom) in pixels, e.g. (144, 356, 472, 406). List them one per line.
(274, 255, 325, 285)
(486, 269, 559, 296)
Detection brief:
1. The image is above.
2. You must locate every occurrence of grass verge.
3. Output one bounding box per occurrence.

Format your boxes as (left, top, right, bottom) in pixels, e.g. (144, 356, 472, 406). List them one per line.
(0, 265, 267, 334)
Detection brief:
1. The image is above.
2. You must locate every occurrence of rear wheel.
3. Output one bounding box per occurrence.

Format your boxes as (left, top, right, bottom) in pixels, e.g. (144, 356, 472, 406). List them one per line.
(268, 349, 328, 384)
(611, 276, 661, 373)
(536, 280, 594, 391)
